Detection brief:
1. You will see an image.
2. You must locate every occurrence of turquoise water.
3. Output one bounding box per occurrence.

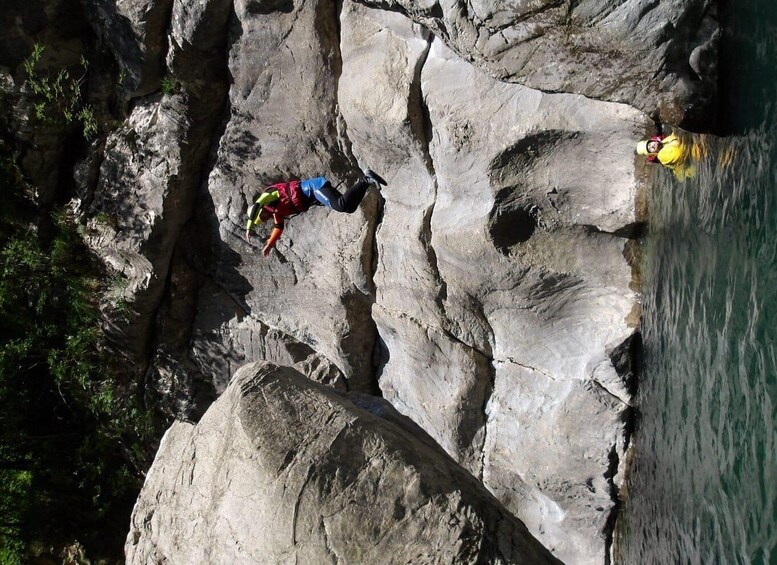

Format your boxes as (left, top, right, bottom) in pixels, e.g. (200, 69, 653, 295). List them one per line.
(620, 3, 777, 564)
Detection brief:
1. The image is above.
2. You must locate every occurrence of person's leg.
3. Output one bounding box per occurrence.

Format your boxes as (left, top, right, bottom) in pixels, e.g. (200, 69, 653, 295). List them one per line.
(311, 182, 344, 211)
(338, 179, 371, 213)
(313, 179, 371, 213)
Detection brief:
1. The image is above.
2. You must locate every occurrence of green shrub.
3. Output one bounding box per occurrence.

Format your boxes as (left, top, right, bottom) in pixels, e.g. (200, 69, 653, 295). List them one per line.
(0, 469, 31, 565)
(23, 43, 98, 140)
(160, 76, 180, 96)
(0, 134, 157, 561)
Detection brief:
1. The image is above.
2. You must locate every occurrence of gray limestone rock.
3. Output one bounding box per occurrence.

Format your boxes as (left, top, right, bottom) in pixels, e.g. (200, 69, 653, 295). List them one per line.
(191, 0, 380, 393)
(354, 0, 718, 127)
(80, 0, 232, 417)
(73, 0, 653, 560)
(126, 361, 562, 565)
(81, 95, 200, 375)
(25, 0, 707, 561)
(85, 0, 174, 98)
(338, 6, 645, 563)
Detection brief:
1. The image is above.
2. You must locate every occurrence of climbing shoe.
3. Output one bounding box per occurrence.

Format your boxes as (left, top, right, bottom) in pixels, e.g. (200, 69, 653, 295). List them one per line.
(364, 168, 388, 187)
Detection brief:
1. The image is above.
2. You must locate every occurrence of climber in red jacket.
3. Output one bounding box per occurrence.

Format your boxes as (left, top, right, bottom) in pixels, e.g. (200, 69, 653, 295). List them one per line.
(245, 169, 387, 256)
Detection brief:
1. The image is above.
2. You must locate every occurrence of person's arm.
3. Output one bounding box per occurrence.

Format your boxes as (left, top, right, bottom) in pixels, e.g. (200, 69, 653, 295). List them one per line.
(245, 190, 280, 242)
(262, 215, 284, 256)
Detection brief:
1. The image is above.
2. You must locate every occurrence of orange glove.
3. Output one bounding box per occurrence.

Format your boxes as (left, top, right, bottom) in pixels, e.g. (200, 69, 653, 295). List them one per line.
(263, 226, 282, 257)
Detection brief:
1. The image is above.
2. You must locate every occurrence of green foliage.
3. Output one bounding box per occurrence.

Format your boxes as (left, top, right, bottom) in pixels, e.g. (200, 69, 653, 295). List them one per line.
(107, 271, 132, 324)
(93, 210, 116, 228)
(0, 469, 31, 565)
(0, 141, 28, 229)
(23, 44, 98, 140)
(0, 136, 157, 561)
(160, 76, 180, 96)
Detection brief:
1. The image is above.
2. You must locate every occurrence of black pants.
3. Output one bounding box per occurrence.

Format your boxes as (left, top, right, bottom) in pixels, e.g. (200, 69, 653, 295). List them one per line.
(314, 179, 371, 213)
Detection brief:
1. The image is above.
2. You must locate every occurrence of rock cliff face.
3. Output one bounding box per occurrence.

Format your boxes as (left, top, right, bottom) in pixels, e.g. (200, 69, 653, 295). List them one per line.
(126, 362, 562, 564)
(354, 0, 719, 126)
(1, 0, 716, 563)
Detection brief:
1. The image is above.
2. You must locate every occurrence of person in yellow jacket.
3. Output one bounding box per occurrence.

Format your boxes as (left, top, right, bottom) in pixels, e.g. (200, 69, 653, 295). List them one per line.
(636, 127, 708, 180)
(636, 132, 694, 179)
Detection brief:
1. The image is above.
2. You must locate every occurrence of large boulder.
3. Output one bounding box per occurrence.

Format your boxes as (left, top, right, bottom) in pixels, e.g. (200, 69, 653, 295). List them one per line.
(126, 361, 562, 565)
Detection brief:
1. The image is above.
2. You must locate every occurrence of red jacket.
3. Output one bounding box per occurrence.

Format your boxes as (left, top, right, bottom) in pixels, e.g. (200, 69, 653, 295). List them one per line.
(261, 180, 312, 218)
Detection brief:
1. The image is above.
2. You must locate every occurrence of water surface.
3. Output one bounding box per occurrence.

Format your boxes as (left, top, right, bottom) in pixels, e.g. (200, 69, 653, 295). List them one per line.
(620, 3, 777, 563)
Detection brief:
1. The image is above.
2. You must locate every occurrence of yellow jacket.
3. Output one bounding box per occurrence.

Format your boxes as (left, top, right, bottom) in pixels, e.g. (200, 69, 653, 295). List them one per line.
(658, 133, 702, 180)
(657, 134, 687, 168)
